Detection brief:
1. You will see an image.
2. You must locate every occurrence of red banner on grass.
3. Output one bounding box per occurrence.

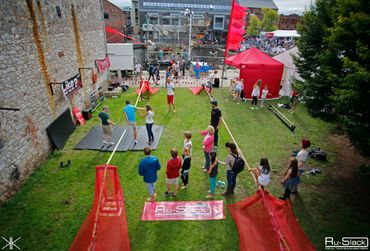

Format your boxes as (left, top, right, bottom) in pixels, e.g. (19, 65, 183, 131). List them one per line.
(141, 200, 225, 221)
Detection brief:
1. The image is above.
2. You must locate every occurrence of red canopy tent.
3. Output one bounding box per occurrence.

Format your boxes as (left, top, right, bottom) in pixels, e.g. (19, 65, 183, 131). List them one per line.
(225, 48, 284, 99)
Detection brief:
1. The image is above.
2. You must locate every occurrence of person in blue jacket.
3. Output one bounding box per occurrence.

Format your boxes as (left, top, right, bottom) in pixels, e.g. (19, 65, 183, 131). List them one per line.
(139, 146, 161, 202)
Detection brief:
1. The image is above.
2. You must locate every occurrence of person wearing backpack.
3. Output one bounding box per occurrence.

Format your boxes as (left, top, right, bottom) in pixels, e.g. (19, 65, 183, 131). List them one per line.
(220, 141, 244, 196)
(148, 63, 156, 83)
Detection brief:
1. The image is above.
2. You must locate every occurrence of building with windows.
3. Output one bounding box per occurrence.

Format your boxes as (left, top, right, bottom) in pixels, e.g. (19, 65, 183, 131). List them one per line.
(241, 0, 278, 24)
(103, 0, 128, 43)
(137, 0, 278, 45)
(279, 14, 300, 30)
(138, 0, 233, 45)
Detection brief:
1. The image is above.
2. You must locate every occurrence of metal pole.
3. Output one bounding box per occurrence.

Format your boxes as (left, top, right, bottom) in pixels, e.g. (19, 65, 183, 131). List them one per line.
(188, 12, 192, 62)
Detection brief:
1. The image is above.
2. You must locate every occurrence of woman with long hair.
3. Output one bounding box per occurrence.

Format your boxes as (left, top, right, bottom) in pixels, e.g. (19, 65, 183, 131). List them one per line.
(140, 104, 154, 144)
(279, 157, 299, 200)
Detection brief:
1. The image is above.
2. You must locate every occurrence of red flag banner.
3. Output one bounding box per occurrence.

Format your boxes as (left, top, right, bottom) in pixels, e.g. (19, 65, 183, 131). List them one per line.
(105, 26, 143, 45)
(224, 0, 248, 57)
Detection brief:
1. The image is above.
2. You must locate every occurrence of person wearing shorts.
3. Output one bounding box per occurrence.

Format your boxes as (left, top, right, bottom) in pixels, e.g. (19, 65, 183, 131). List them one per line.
(165, 148, 182, 197)
(138, 147, 161, 202)
(123, 100, 145, 144)
(166, 78, 176, 112)
(98, 106, 116, 147)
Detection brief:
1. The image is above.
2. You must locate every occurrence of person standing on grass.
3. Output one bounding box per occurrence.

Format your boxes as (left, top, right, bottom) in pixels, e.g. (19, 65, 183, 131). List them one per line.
(260, 85, 271, 108)
(251, 79, 262, 110)
(253, 158, 271, 189)
(181, 131, 192, 189)
(98, 106, 116, 147)
(138, 147, 161, 202)
(148, 63, 156, 83)
(123, 100, 145, 144)
(210, 100, 222, 149)
(135, 61, 142, 79)
(201, 125, 215, 172)
(294, 138, 311, 194)
(206, 151, 219, 199)
(219, 141, 239, 196)
(164, 148, 182, 197)
(139, 104, 154, 145)
(165, 78, 176, 112)
(279, 157, 299, 200)
(154, 64, 160, 86)
(289, 87, 299, 113)
(234, 79, 244, 104)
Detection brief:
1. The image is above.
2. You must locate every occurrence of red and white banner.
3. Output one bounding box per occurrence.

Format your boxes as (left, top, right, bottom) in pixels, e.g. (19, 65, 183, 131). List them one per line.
(62, 73, 82, 97)
(141, 200, 225, 221)
(96, 56, 111, 73)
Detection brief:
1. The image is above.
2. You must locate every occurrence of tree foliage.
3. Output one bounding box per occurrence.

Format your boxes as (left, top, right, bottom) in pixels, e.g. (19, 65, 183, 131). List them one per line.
(247, 15, 262, 36)
(261, 8, 279, 31)
(295, 0, 370, 156)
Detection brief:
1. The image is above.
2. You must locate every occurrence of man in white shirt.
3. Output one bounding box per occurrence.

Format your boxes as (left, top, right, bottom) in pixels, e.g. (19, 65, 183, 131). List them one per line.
(165, 78, 176, 112)
(135, 62, 142, 78)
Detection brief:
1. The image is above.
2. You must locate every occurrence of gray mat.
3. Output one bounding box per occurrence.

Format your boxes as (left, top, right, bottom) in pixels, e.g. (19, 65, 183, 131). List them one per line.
(74, 125, 164, 152)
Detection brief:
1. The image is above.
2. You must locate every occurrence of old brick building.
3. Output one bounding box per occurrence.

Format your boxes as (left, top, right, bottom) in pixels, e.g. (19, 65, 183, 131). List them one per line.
(0, 0, 109, 203)
(103, 0, 128, 43)
(279, 14, 300, 30)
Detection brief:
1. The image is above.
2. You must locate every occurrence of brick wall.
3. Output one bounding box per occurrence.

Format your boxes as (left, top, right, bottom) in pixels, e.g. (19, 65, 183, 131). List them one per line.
(0, 0, 109, 203)
(103, 0, 127, 43)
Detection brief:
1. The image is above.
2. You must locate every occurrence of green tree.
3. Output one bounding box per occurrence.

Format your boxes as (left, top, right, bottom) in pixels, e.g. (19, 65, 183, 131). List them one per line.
(295, 0, 370, 155)
(247, 15, 261, 36)
(261, 8, 279, 31)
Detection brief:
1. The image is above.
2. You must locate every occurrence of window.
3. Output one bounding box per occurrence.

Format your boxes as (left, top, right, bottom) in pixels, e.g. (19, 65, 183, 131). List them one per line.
(172, 18, 179, 25)
(104, 12, 109, 19)
(150, 17, 158, 24)
(162, 18, 170, 25)
(213, 16, 224, 30)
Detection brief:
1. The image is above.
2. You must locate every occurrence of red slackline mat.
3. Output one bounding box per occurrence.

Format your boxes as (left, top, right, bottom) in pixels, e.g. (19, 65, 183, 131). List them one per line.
(189, 86, 211, 95)
(141, 200, 225, 221)
(136, 80, 159, 95)
(69, 165, 130, 251)
(228, 189, 315, 251)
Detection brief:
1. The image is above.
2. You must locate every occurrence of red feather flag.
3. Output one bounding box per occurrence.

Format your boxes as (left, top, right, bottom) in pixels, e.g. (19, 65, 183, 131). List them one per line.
(224, 0, 248, 57)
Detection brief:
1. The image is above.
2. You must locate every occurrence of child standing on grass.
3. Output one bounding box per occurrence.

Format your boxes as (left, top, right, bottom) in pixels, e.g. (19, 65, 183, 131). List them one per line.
(201, 126, 215, 172)
(165, 148, 182, 197)
(234, 79, 244, 104)
(251, 79, 262, 110)
(165, 78, 176, 112)
(260, 85, 270, 108)
(181, 131, 192, 189)
(206, 151, 219, 199)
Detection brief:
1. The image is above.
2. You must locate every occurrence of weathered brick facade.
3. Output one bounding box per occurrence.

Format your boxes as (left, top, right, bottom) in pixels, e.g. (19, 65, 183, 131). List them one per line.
(0, 0, 109, 203)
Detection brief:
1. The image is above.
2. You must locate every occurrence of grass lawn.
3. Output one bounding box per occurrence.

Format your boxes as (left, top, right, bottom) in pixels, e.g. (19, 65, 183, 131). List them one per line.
(0, 88, 369, 250)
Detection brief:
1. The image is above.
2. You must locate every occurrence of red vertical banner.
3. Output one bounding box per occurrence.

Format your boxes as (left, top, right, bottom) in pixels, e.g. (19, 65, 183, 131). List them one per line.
(225, 0, 248, 57)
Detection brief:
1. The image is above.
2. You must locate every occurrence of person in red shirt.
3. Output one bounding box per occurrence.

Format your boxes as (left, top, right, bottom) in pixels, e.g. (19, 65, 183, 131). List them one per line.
(165, 148, 182, 197)
(289, 87, 299, 113)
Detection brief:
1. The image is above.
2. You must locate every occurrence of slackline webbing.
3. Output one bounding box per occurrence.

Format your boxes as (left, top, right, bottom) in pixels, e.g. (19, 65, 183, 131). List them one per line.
(88, 82, 147, 251)
(204, 88, 258, 185)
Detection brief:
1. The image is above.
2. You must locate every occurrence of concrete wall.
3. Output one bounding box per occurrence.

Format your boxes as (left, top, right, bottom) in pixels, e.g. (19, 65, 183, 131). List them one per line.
(0, 0, 109, 203)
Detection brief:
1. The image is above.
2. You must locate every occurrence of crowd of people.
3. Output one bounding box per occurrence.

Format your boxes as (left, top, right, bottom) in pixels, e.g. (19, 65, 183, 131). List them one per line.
(243, 36, 296, 55)
(98, 68, 307, 203)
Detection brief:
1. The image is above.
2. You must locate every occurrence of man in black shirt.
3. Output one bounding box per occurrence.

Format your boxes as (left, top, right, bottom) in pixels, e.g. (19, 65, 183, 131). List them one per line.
(210, 100, 222, 148)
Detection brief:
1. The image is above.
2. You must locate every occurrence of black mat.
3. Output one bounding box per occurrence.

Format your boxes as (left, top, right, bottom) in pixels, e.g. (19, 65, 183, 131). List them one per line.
(74, 125, 164, 152)
(46, 109, 76, 150)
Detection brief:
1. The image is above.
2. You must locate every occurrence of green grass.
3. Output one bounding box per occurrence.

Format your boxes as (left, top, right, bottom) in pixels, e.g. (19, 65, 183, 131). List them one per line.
(0, 88, 369, 250)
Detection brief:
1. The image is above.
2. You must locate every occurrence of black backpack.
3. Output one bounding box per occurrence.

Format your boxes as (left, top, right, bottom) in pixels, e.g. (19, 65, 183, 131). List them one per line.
(231, 154, 245, 173)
